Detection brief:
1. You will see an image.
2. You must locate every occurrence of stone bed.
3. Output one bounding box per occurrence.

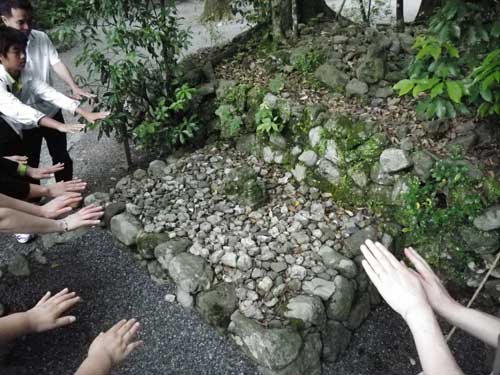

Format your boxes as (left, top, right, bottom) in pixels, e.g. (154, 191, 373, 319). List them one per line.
(92, 143, 384, 374)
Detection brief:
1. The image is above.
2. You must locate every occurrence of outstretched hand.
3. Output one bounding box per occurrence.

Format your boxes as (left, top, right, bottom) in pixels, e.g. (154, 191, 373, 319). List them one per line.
(4, 155, 28, 164)
(404, 247, 457, 316)
(360, 240, 430, 322)
(80, 110, 111, 124)
(71, 86, 96, 101)
(41, 193, 82, 219)
(87, 319, 143, 367)
(47, 179, 87, 198)
(26, 288, 80, 333)
(64, 204, 104, 231)
(59, 124, 86, 134)
(27, 163, 65, 180)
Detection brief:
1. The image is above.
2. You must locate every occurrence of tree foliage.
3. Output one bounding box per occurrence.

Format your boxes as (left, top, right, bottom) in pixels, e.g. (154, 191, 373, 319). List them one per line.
(394, 0, 500, 120)
(48, 0, 199, 163)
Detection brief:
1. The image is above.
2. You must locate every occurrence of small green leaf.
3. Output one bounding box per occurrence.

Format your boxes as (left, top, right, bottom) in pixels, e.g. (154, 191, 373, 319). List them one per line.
(431, 82, 444, 98)
(436, 99, 447, 119)
(446, 81, 463, 103)
(394, 79, 415, 96)
(480, 85, 493, 102)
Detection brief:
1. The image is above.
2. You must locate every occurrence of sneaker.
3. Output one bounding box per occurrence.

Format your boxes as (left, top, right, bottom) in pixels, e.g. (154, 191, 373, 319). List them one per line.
(14, 234, 35, 244)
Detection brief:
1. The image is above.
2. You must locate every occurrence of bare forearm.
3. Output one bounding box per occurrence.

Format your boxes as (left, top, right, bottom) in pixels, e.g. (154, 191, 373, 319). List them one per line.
(27, 184, 50, 199)
(0, 312, 31, 343)
(38, 116, 63, 131)
(406, 307, 463, 375)
(0, 208, 64, 233)
(0, 193, 43, 216)
(75, 355, 112, 375)
(440, 302, 500, 348)
(53, 62, 78, 90)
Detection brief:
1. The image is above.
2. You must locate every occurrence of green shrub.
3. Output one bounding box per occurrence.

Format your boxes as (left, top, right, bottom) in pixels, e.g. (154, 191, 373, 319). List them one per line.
(396, 159, 486, 280)
(292, 50, 324, 73)
(255, 102, 285, 135)
(394, 0, 500, 120)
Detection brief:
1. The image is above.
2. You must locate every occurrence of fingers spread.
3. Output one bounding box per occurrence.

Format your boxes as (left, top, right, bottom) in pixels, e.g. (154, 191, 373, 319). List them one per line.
(36, 291, 52, 306)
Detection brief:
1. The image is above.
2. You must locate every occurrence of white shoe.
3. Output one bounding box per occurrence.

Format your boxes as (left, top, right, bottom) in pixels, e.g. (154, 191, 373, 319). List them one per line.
(14, 233, 35, 244)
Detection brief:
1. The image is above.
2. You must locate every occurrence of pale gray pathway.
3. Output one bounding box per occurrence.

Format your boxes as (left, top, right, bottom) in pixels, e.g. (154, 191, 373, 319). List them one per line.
(0, 231, 259, 375)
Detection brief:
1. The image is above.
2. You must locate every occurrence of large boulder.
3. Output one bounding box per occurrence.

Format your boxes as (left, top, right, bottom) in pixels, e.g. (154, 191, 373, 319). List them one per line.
(356, 57, 385, 84)
(474, 206, 500, 231)
(110, 213, 143, 246)
(154, 238, 192, 269)
(343, 226, 378, 258)
(379, 148, 413, 173)
(326, 276, 355, 321)
(230, 311, 303, 371)
(319, 246, 357, 278)
(345, 293, 371, 329)
(225, 166, 268, 208)
(322, 320, 352, 363)
(346, 79, 369, 97)
(459, 226, 500, 255)
(148, 160, 167, 178)
(168, 253, 213, 294)
(302, 278, 336, 301)
(314, 64, 349, 90)
(196, 283, 238, 332)
(136, 232, 171, 260)
(317, 159, 341, 184)
(283, 295, 326, 328)
(259, 333, 322, 375)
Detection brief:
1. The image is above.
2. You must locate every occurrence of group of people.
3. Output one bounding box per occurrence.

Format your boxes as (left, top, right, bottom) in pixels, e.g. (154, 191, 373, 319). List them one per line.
(0, 0, 499, 374)
(0, 0, 142, 373)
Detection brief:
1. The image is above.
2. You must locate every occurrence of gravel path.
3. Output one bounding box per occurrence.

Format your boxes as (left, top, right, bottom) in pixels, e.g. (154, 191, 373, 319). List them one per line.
(0, 231, 259, 375)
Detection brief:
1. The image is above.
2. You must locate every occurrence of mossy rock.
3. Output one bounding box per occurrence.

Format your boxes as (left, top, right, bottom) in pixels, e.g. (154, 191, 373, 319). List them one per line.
(196, 283, 238, 332)
(327, 116, 373, 151)
(137, 232, 171, 260)
(225, 166, 268, 208)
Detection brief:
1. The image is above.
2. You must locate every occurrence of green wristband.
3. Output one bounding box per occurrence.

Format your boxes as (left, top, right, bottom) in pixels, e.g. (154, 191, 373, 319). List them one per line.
(18, 163, 28, 177)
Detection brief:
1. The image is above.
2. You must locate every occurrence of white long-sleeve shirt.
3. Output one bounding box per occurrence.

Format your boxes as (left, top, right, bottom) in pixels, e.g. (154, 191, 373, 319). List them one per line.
(25, 29, 62, 117)
(0, 64, 79, 137)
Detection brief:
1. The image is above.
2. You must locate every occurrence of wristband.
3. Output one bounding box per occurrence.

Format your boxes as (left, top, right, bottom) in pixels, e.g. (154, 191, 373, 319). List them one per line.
(18, 163, 28, 177)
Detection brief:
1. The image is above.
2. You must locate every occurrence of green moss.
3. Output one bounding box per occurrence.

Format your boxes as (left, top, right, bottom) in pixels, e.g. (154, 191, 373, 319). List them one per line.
(483, 176, 500, 204)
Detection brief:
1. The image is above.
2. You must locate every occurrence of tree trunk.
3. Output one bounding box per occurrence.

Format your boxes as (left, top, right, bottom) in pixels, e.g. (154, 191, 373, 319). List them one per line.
(396, 0, 404, 31)
(297, 0, 335, 23)
(416, 0, 441, 21)
(272, 0, 335, 40)
(201, 0, 232, 22)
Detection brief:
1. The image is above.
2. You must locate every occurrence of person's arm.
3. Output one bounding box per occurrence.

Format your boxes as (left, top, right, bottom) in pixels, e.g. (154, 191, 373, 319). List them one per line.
(405, 247, 500, 348)
(31, 79, 109, 125)
(1, 157, 65, 180)
(0, 192, 79, 218)
(360, 240, 463, 375)
(75, 319, 143, 375)
(0, 289, 80, 344)
(0, 204, 103, 234)
(52, 62, 95, 100)
(26, 179, 87, 200)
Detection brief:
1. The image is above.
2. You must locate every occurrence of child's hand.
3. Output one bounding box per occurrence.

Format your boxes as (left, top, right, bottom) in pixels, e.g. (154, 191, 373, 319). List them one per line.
(404, 247, 458, 316)
(360, 240, 430, 322)
(27, 163, 65, 180)
(4, 155, 28, 164)
(40, 193, 82, 219)
(87, 319, 143, 368)
(47, 179, 87, 198)
(26, 288, 80, 333)
(58, 123, 86, 134)
(81, 110, 110, 124)
(65, 204, 104, 230)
